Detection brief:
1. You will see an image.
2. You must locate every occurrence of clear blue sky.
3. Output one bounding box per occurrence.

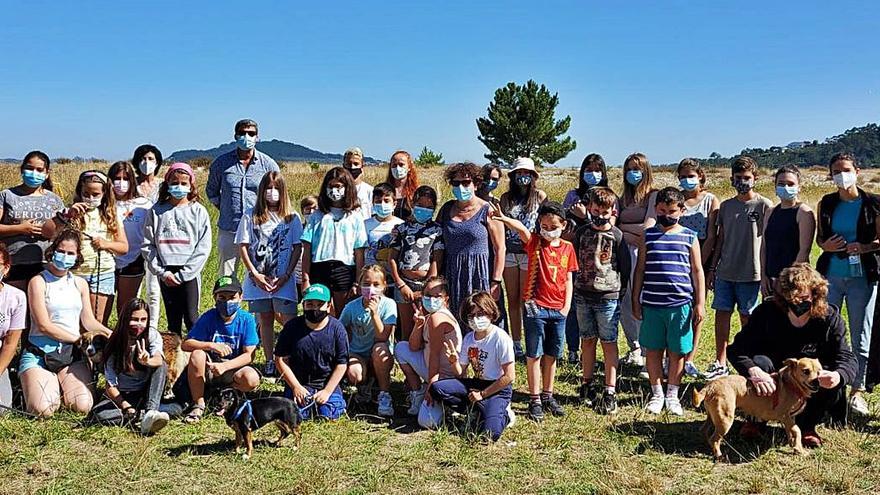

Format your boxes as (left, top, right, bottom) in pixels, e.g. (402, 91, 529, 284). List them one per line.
(3, 1, 878, 166)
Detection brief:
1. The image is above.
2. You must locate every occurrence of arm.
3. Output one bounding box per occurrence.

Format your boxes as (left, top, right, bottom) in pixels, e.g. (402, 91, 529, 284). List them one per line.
(494, 214, 532, 245)
(815, 201, 844, 253)
(426, 319, 452, 386)
(825, 310, 857, 387)
(141, 209, 167, 277)
(98, 220, 128, 256)
(428, 250, 442, 278)
(642, 191, 658, 229)
(561, 272, 573, 316)
(487, 214, 506, 282)
(206, 160, 221, 208)
(689, 238, 705, 325)
(408, 310, 426, 351)
(727, 306, 767, 375)
(701, 195, 721, 265)
(76, 278, 112, 336)
(274, 354, 309, 404)
(630, 235, 647, 320)
(797, 206, 818, 262)
(215, 345, 256, 372)
(300, 242, 312, 288)
(480, 361, 515, 398)
(28, 276, 77, 343)
(760, 207, 772, 296)
(617, 232, 632, 294)
(322, 363, 347, 397)
(0, 331, 22, 374)
(370, 303, 394, 343)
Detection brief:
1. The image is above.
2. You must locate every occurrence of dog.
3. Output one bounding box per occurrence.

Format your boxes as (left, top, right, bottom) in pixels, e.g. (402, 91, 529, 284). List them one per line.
(217, 389, 302, 459)
(78, 330, 109, 368)
(161, 333, 190, 396)
(693, 357, 822, 462)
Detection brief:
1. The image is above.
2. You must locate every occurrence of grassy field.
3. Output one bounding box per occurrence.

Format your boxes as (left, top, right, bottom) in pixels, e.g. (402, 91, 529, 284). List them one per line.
(1, 162, 880, 494)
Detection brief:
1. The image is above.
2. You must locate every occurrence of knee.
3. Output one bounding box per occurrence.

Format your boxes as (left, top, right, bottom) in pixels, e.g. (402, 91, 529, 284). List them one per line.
(372, 343, 391, 362)
(27, 398, 59, 418)
(347, 366, 363, 384)
(68, 394, 94, 414)
(752, 355, 775, 373)
(189, 350, 207, 368)
(237, 369, 261, 391)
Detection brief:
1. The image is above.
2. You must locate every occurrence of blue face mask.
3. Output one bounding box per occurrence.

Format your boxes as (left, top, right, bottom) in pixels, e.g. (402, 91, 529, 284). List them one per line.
(168, 184, 190, 199)
(516, 175, 532, 186)
(583, 171, 602, 186)
(625, 170, 643, 186)
(22, 170, 47, 188)
(776, 185, 799, 201)
(484, 179, 499, 192)
(413, 206, 434, 223)
(373, 202, 393, 219)
(215, 299, 240, 318)
(236, 134, 257, 151)
(52, 251, 77, 270)
(679, 177, 700, 191)
(422, 296, 443, 314)
(452, 184, 473, 201)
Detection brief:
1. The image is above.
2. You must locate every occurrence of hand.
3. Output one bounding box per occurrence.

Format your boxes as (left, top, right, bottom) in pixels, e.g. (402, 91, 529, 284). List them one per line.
(748, 367, 776, 396)
(706, 270, 716, 290)
(818, 370, 841, 389)
(162, 273, 180, 287)
(443, 339, 458, 365)
(135, 340, 150, 366)
(488, 202, 505, 220)
(67, 203, 89, 218)
(413, 305, 427, 329)
(400, 285, 415, 303)
(424, 385, 434, 406)
(251, 272, 275, 292)
(490, 281, 500, 299)
(820, 235, 846, 253)
(349, 284, 359, 299)
(570, 202, 587, 220)
(207, 361, 227, 378)
(273, 274, 290, 292)
(366, 296, 379, 313)
(312, 388, 331, 405)
(301, 277, 311, 290)
(292, 384, 310, 405)
(90, 236, 106, 251)
(21, 219, 44, 236)
(846, 242, 862, 256)
(123, 406, 138, 422)
(560, 306, 570, 317)
(211, 342, 233, 357)
(468, 389, 484, 403)
(632, 301, 642, 321)
(692, 304, 705, 329)
(760, 277, 773, 298)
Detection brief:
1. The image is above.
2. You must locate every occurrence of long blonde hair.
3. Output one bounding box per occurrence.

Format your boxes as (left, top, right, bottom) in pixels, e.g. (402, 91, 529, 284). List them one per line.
(253, 171, 294, 225)
(622, 152, 654, 207)
(73, 170, 119, 235)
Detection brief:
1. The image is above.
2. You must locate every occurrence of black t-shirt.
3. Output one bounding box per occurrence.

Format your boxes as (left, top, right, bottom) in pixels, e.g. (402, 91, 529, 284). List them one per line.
(274, 316, 349, 389)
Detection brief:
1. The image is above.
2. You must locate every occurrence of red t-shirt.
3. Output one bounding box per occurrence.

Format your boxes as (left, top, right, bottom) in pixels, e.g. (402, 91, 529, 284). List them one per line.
(523, 235, 579, 310)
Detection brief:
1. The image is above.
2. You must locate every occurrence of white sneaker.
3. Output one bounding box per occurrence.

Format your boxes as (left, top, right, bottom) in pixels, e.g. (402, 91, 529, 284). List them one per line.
(141, 410, 169, 436)
(638, 366, 649, 380)
(407, 385, 426, 416)
(507, 405, 516, 428)
(645, 395, 664, 414)
(665, 396, 684, 416)
(377, 391, 394, 417)
(849, 394, 870, 416)
(623, 349, 645, 367)
(703, 361, 729, 381)
(684, 361, 700, 378)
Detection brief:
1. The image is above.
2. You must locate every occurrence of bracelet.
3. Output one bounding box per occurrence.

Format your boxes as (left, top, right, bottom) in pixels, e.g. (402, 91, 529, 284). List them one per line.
(491, 279, 502, 285)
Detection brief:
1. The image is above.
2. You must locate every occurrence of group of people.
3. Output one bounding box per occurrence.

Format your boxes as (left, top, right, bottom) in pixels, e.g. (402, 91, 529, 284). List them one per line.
(0, 117, 875, 445)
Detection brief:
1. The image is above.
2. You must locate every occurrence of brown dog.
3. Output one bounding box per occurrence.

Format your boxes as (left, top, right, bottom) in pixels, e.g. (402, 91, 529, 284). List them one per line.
(78, 330, 111, 369)
(161, 333, 190, 395)
(693, 357, 822, 461)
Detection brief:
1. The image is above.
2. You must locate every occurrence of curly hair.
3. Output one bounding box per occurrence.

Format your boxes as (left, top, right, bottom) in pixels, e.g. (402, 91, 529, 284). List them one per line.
(776, 262, 829, 319)
(444, 162, 483, 188)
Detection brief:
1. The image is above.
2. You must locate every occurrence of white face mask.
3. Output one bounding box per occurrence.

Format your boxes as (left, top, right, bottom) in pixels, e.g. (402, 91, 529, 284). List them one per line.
(85, 196, 102, 209)
(265, 188, 280, 203)
(327, 187, 346, 202)
(391, 165, 409, 180)
(139, 160, 156, 176)
(112, 180, 130, 195)
(468, 315, 491, 332)
(540, 227, 563, 241)
(833, 171, 857, 189)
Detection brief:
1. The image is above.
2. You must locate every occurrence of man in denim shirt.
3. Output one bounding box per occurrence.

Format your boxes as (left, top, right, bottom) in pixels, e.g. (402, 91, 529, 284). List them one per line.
(207, 119, 280, 276)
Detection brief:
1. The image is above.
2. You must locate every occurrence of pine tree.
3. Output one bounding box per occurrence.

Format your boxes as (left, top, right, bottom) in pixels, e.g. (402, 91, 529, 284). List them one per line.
(415, 146, 444, 166)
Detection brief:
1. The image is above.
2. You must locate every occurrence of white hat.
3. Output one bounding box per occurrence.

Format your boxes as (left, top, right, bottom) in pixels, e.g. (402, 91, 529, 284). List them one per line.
(510, 157, 536, 174)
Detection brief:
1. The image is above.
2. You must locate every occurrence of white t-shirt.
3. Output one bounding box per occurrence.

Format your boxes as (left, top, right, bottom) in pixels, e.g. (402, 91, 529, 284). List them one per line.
(356, 182, 374, 220)
(0, 284, 26, 350)
(364, 216, 404, 268)
(458, 325, 515, 381)
(235, 210, 303, 302)
(116, 196, 154, 269)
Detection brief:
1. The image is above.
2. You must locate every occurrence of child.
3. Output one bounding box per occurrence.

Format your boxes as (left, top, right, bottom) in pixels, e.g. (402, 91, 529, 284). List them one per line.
(142, 162, 212, 337)
(295, 195, 318, 299)
(300, 167, 368, 316)
(236, 171, 303, 379)
(573, 187, 631, 415)
(364, 182, 404, 275)
(44, 170, 129, 325)
(705, 157, 773, 380)
(388, 185, 444, 341)
(632, 187, 706, 415)
(491, 201, 578, 422)
(340, 265, 397, 417)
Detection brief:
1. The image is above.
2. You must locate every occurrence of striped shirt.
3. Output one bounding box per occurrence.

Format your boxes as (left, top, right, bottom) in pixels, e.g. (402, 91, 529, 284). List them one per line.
(641, 226, 696, 307)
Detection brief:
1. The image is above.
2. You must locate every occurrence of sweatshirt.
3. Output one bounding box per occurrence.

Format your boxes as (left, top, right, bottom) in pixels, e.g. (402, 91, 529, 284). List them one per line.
(141, 201, 212, 284)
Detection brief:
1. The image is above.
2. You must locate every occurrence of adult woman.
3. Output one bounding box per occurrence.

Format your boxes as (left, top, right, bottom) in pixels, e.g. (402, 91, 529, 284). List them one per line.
(132, 144, 164, 202)
(437, 163, 506, 321)
(385, 150, 420, 219)
(500, 157, 547, 357)
(0, 151, 64, 291)
(815, 152, 880, 416)
(19, 229, 112, 417)
(728, 263, 857, 448)
(0, 244, 25, 410)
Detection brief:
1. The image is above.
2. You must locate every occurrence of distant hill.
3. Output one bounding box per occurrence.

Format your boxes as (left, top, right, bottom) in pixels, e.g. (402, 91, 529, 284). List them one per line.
(167, 139, 378, 164)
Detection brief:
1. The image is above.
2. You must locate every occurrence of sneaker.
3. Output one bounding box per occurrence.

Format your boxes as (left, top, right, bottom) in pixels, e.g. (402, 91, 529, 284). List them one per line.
(622, 349, 644, 367)
(849, 394, 870, 416)
(542, 396, 565, 417)
(683, 361, 700, 378)
(507, 405, 517, 428)
(579, 383, 598, 407)
(645, 395, 664, 414)
(703, 361, 729, 381)
(665, 396, 684, 416)
(513, 342, 525, 360)
(596, 391, 618, 415)
(638, 366, 649, 380)
(407, 385, 426, 416)
(377, 391, 394, 417)
(802, 430, 823, 449)
(354, 384, 372, 405)
(527, 401, 545, 422)
(140, 410, 169, 436)
(567, 350, 579, 365)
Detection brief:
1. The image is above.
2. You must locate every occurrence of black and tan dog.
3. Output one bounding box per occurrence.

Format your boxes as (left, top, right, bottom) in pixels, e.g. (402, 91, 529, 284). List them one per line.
(218, 389, 302, 459)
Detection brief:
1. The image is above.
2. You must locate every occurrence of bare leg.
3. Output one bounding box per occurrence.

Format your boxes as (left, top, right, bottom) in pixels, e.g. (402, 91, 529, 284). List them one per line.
(504, 266, 522, 342)
(372, 342, 393, 392)
(258, 312, 277, 363)
(714, 311, 732, 365)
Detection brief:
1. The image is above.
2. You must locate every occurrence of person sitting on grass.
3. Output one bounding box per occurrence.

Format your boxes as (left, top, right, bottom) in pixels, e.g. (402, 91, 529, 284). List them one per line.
(174, 276, 260, 423)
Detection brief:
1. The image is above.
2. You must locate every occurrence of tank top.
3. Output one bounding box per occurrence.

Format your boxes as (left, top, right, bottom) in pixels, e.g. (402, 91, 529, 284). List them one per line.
(422, 308, 463, 379)
(641, 226, 696, 307)
(764, 206, 801, 279)
(28, 270, 83, 350)
(75, 208, 117, 276)
(679, 192, 716, 240)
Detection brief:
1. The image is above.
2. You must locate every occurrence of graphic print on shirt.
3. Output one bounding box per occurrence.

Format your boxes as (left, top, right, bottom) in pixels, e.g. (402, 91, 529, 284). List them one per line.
(252, 221, 289, 278)
(578, 229, 618, 292)
(392, 222, 444, 272)
(158, 214, 188, 245)
(467, 345, 489, 379)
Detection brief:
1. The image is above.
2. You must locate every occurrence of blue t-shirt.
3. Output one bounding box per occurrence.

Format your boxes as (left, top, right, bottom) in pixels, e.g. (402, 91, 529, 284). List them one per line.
(187, 308, 259, 360)
(339, 295, 397, 356)
(274, 316, 349, 389)
(828, 197, 863, 278)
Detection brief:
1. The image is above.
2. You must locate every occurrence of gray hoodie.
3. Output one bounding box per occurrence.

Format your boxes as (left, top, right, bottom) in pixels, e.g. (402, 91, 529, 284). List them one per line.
(142, 201, 212, 283)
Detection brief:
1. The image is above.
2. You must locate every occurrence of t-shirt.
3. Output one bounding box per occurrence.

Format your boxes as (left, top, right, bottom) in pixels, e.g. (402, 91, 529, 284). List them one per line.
(573, 225, 630, 300)
(458, 325, 514, 381)
(716, 194, 773, 282)
(75, 208, 117, 276)
(339, 295, 397, 356)
(523, 236, 579, 310)
(679, 192, 716, 240)
(235, 210, 303, 302)
(502, 198, 540, 254)
(187, 308, 259, 360)
(104, 329, 163, 391)
(274, 316, 349, 390)
(641, 226, 697, 307)
(828, 197, 862, 278)
(364, 216, 404, 270)
(0, 187, 64, 265)
(116, 196, 154, 269)
(389, 220, 445, 272)
(0, 284, 26, 349)
(300, 209, 368, 266)
(356, 182, 374, 220)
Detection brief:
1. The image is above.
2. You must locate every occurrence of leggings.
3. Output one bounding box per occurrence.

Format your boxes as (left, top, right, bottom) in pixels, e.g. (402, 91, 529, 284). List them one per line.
(160, 266, 200, 336)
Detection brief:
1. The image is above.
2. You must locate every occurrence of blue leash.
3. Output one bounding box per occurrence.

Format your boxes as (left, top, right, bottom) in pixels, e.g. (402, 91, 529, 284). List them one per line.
(232, 399, 258, 430)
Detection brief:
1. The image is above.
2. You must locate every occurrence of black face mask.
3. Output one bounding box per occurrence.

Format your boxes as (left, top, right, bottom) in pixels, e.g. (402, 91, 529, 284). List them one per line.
(656, 215, 680, 228)
(591, 216, 610, 227)
(787, 300, 812, 318)
(304, 308, 328, 324)
(346, 167, 363, 179)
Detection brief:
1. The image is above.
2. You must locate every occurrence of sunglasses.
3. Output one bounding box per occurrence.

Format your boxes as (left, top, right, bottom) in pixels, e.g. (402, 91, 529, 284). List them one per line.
(237, 131, 257, 137)
(450, 179, 472, 187)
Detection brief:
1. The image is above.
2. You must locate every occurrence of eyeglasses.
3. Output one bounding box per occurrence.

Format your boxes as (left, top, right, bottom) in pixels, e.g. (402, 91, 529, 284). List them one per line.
(450, 179, 472, 187)
(237, 131, 257, 137)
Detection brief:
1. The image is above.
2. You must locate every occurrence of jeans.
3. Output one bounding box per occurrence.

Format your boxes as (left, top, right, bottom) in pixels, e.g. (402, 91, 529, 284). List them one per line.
(575, 295, 621, 342)
(565, 305, 580, 354)
(429, 378, 512, 441)
(523, 307, 566, 358)
(827, 276, 876, 390)
(88, 363, 168, 425)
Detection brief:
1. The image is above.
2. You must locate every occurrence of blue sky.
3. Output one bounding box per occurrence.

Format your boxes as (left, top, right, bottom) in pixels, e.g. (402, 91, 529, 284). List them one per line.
(2, 1, 878, 166)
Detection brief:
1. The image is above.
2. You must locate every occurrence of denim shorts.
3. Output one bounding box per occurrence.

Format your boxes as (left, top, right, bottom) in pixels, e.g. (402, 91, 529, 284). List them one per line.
(639, 304, 693, 355)
(249, 297, 298, 315)
(523, 306, 566, 358)
(394, 277, 425, 304)
(712, 278, 760, 315)
(504, 253, 529, 270)
(84, 270, 116, 296)
(575, 295, 620, 343)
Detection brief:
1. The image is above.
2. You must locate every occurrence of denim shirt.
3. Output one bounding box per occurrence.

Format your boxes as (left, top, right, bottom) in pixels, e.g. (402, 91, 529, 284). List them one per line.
(206, 149, 280, 231)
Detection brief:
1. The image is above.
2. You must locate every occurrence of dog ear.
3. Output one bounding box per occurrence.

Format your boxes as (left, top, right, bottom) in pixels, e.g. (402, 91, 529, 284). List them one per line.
(782, 358, 799, 370)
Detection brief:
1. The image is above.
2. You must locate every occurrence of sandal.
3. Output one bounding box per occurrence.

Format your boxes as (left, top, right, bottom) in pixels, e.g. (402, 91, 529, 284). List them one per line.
(183, 404, 205, 424)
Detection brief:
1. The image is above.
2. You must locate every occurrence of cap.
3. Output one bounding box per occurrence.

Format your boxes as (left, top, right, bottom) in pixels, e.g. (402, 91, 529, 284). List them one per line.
(510, 157, 536, 174)
(213, 276, 242, 294)
(302, 284, 331, 302)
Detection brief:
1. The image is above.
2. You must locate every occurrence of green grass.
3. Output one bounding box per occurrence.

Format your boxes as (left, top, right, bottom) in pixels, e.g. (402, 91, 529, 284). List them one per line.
(1, 163, 879, 494)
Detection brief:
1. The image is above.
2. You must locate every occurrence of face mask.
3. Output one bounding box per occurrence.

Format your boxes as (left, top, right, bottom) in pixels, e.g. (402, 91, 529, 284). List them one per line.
(215, 299, 240, 318)
(138, 160, 156, 176)
(265, 188, 280, 203)
(304, 308, 328, 324)
(327, 187, 345, 202)
(413, 206, 434, 223)
(540, 227, 563, 241)
(129, 322, 147, 337)
(787, 300, 812, 318)
(583, 171, 602, 186)
(656, 215, 680, 228)
(452, 184, 473, 201)
(422, 296, 443, 314)
(361, 285, 383, 300)
(84, 196, 102, 209)
(484, 179, 499, 192)
(591, 215, 610, 227)
(732, 178, 754, 194)
(112, 180, 130, 196)
(236, 134, 257, 151)
(168, 184, 190, 199)
(516, 175, 532, 187)
(832, 171, 857, 189)
(625, 170, 643, 186)
(391, 165, 409, 180)
(22, 170, 47, 188)
(52, 251, 77, 270)
(468, 316, 491, 332)
(679, 177, 700, 191)
(346, 167, 363, 180)
(776, 185, 799, 201)
(373, 202, 393, 219)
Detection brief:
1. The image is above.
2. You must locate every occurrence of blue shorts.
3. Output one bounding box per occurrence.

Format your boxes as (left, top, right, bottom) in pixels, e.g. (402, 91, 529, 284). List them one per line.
(712, 278, 760, 315)
(18, 350, 45, 374)
(393, 278, 425, 304)
(575, 295, 620, 343)
(523, 307, 566, 358)
(283, 385, 346, 420)
(639, 304, 694, 355)
(249, 298, 298, 315)
(84, 270, 116, 296)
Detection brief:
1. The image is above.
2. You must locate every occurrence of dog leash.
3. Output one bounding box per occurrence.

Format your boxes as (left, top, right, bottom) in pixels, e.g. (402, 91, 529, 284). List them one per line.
(232, 399, 259, 430)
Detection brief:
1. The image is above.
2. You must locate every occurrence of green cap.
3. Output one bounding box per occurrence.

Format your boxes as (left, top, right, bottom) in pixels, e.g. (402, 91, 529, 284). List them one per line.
(302, 284, 331, 302)
(213, 276, 242, 294)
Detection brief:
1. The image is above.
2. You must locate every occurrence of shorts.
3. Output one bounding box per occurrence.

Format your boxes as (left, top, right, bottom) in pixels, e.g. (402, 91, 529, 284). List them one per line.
(504, 253, 529, 270)
(639, 304, 693, 355)
(116, 255, 146, 278)
(393, 341, 429, 381)
(172, 363, 261, 403)
(5, 262, 44, 284)
(712, 278, 760, 315)
(394, 277, 425, 303)
(575, 295, 620, 343)
(310, 260, 356, 292)
(249, 297, 298, 315)
(18, 349, 84, 375)
(523, 307, 566, 358)
(283, 385, 346, 420)
(84, 270, 116, 296)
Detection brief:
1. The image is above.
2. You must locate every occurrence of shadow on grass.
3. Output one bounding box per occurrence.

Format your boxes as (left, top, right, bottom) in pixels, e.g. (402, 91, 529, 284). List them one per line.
(166, 438, 238, 457)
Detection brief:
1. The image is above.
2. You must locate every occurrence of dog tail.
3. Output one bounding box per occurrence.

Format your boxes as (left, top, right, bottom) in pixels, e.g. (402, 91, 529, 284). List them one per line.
(692, 387, 705, 409)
